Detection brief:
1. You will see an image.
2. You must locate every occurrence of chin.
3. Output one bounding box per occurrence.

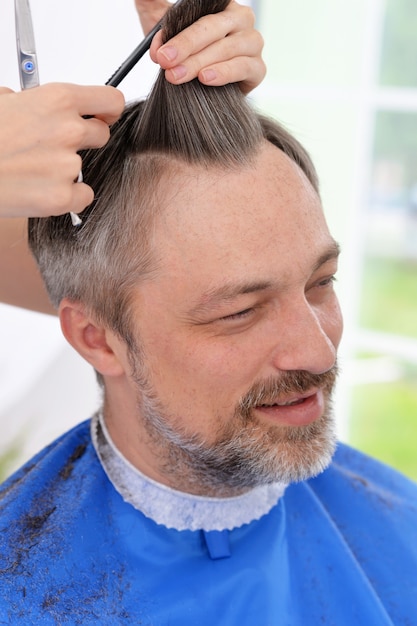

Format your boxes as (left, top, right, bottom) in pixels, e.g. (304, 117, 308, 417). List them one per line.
(186, 410, 338, 494)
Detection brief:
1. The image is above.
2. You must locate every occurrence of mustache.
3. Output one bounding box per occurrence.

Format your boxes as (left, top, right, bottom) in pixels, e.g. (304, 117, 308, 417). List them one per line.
(238, 364, 339, 415)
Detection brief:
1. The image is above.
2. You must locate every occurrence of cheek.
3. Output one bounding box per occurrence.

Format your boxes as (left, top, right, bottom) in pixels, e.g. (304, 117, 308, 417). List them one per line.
(183, 341, 252, 390)
(148, 332, 261, 407)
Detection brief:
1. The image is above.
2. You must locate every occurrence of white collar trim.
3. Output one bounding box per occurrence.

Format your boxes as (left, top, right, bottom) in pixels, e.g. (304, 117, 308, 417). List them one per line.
(91, 412, 286, 532)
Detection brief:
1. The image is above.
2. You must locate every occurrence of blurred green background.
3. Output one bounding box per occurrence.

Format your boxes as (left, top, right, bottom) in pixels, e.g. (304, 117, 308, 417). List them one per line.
(351, 258, 417, 480)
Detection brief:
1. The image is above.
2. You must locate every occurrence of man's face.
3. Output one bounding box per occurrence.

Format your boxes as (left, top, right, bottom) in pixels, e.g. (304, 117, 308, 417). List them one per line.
(107, 141, 343, 496)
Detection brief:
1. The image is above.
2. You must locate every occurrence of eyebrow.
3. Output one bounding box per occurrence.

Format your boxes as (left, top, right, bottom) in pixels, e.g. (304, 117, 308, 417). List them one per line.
(312, 239, 341, 272)
(189, 239, 341, 317)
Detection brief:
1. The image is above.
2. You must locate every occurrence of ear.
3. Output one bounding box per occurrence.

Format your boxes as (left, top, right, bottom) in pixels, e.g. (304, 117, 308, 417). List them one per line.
(59, 298, 125, 378)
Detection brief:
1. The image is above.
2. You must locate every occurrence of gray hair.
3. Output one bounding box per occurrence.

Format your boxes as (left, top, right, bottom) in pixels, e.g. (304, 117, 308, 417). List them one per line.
(28, 0, 319, 345)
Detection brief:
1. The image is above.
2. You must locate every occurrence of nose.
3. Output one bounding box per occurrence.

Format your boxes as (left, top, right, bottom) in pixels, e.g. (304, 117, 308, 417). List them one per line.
(270, 298, 341, 375)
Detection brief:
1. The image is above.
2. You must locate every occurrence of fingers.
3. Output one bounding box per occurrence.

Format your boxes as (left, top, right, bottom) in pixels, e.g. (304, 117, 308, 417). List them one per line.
(39, 182, 94, 218)
(163, 27, 265, 92)
(198, 53, 267, 96)
(0, 83, 124, 218)
(31, 84, 124, 150)
(58, 84, 125, 125)
(156, 2, 255, 67)
(81, 86, 125, 125)
(78, 117, 112, 150)
(31, 157, 95, 218)
(39, 143, 95, 217)
(150, 1, 265, 94)
(0, 87, 14, 96)
(67, 182, 95, 216)
(23, 152, 94, 217)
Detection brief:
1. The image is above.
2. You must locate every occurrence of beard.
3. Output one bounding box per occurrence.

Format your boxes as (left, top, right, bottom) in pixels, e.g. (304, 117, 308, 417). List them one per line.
(131, 357, 339, 497)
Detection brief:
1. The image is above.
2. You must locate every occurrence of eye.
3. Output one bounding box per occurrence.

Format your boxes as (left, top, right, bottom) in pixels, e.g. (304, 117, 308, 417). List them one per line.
(306, 273, 337, 301)
(317, 275, 337, 288)
(221, 307, 255, 321)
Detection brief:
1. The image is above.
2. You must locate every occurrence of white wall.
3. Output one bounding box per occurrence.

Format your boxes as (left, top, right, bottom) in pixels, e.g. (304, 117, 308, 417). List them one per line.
(2, 0, 158, 96)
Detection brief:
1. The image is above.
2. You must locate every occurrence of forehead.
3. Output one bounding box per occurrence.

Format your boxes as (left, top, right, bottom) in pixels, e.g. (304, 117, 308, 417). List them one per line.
(149, 142, 331, 282)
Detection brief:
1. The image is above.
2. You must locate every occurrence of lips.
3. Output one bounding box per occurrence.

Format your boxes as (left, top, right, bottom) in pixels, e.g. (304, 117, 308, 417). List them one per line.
(254, 389, 325, 427)
(260, 397, 305, 408)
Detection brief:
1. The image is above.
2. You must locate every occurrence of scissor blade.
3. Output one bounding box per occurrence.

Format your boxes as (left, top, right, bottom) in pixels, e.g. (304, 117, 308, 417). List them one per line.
(15, 0, 39, 89)
(15, 0, 37, 53)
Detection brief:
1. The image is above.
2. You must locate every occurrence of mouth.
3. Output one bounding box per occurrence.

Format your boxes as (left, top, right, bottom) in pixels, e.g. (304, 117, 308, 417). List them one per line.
(260, 397, 306, 408)
(254, 389, 325, 427)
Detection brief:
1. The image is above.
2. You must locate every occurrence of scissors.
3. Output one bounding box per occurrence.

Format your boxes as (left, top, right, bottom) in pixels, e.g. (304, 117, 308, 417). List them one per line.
(14, 0, 164, 225)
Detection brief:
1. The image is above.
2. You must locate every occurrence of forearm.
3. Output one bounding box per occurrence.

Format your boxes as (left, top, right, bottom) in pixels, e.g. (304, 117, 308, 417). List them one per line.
(0, 219, 54, 314)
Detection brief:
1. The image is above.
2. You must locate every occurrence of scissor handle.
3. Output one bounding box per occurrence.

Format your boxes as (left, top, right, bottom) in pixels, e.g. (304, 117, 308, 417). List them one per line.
(17, 51, 39, 89)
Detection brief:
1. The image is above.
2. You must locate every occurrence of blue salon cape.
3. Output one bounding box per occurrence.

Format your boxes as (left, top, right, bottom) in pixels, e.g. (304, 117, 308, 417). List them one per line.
(0, 419, 416, 625)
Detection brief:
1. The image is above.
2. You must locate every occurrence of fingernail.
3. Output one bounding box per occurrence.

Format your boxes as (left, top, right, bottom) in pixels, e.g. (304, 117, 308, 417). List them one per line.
(170, 65, 187, 80)
(160, 45, 178, 62)
(201, 69, 217, 83)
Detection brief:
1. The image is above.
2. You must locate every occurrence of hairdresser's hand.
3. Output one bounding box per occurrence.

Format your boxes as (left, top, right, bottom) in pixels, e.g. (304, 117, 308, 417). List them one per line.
(134, 0, 166, 34)
(134, 0, 265, 94)
(0, 83, 124, 218)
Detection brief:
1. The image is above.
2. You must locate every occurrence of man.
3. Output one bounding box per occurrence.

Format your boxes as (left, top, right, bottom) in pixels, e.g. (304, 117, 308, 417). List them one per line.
(1, 0, 416, 623)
